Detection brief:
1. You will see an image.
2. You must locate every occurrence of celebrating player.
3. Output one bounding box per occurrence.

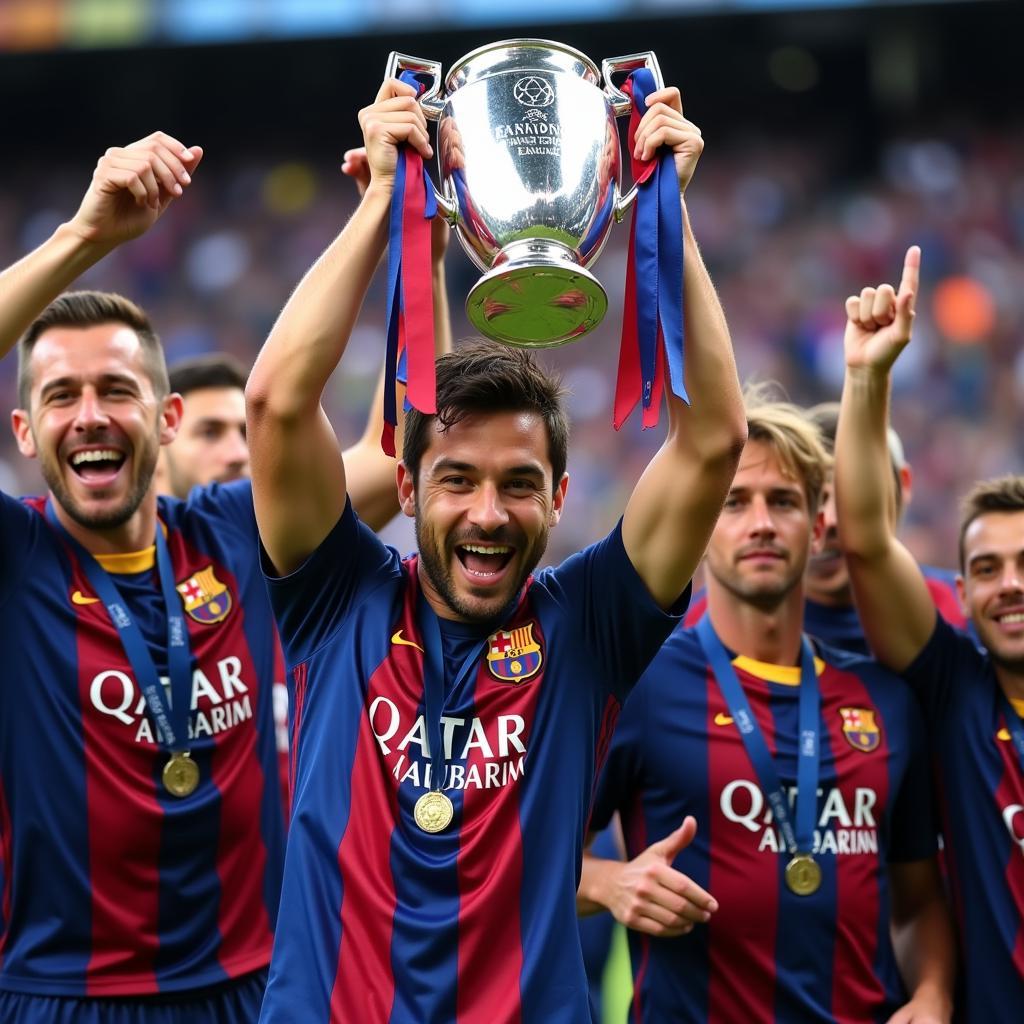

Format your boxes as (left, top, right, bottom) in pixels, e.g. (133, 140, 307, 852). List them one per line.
(683, 403, 966, 650)
(580, 389, 955, 1023)
(246, 77, 745, 1021)
(835, 246, 1024, 1017)
(0, 132, 416, 1022)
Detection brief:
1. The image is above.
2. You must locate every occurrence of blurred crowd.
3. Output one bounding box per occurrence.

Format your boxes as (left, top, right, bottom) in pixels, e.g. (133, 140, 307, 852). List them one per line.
(1, 119, 1021, 565)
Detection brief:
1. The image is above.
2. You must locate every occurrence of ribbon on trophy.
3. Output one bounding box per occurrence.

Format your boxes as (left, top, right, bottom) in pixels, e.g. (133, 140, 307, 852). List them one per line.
(613, 67, 688, 431)
(381, 69, 438, 456)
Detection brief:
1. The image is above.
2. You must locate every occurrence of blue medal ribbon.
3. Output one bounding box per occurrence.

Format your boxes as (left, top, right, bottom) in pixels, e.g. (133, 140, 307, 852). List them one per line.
(416, 592, 492, 797)
(46, 501, 192, 754)
(696, 616, 820, 857)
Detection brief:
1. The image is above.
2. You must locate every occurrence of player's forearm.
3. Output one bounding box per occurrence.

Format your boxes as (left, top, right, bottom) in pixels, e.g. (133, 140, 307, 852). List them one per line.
(0, 223, 113, 359)
(892, 893, 955, 1022)
(666, 206, 745, 462)
(246, 186, 391, 426)
(577, 853, 621, 917)
(836, 366, 899, 561)
(432, 255, 453, 360)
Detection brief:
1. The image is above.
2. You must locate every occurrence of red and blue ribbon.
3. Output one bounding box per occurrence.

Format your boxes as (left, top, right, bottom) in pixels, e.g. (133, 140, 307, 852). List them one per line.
(613, 68, 688, 431)
(381, 69, 438, 456)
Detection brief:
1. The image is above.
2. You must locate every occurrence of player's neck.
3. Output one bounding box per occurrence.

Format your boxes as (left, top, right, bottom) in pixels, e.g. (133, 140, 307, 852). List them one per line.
(804, 581, 853, 609)
(50, 491, 160, 557)
(707, 581, 805, 667)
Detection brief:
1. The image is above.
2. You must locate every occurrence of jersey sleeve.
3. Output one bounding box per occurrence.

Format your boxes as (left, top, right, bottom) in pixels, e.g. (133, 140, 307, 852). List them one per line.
(182, 478, 259, 544)
(546, 519, 690, 703)
(261, 499, 400, 667)
(901, 614, 986, 724)
(589, 677, 648, 835)
(0, 492, 37, 610)
(886, 691, 938, 863)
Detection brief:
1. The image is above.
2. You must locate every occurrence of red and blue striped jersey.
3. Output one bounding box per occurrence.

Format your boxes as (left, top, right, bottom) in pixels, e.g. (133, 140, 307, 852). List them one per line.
(591, 628, 935, 1023)
(903, 616, 1024, 1018)
(258, 502, 686, 1023)
(684, 565, 967, 654)
(0, 481, 285, 996)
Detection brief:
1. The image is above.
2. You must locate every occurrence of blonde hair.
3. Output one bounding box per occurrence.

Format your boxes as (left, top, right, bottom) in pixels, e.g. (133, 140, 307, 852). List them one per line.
(743, 383, 831, 512)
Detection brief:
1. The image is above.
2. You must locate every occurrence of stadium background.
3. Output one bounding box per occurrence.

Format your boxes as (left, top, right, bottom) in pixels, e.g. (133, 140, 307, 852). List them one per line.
(0, 0, 1016, 1019)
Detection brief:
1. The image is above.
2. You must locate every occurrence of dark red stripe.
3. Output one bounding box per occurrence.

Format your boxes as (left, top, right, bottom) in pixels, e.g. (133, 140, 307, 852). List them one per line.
(706, 666, 775, 1024)
(588, 695, 622, 827)
(455, 641, 546, 1024)
(330, 643, 421, 1021)
(994, 720, 1024, 978)
(289, 661, 309, 804)
(820, 669, 888, 1021)
(172, 537, 273, 976)
(75, 564, 161, 994)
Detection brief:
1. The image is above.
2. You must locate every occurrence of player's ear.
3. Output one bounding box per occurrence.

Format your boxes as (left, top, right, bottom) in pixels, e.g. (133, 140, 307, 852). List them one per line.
(11, 409, 36, 459)
(549, 472, 569, 527)
(810, 504, 826, 554)
(397, 460, 416, 519)
(955, 574, 969, 618)
(159, 392, 184, 446)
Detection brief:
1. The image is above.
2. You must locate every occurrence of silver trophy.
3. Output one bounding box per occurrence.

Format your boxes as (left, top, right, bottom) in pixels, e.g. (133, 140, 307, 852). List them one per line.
(385, 40, 663, 348)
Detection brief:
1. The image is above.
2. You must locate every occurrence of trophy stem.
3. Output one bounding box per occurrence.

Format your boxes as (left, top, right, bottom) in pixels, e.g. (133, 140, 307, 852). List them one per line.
(465, 240, 608, 348)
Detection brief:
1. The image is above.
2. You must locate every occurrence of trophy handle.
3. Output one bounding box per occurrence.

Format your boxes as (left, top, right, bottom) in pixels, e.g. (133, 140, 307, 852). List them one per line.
(601, 51, 664, 223)
(383, 51, 459, 224)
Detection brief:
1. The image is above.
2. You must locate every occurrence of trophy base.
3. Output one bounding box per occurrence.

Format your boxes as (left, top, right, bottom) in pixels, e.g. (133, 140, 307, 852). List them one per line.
(465, 240, 607, 348)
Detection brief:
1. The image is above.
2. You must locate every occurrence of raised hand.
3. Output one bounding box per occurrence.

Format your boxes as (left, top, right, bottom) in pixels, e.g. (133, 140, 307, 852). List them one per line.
(606, 816, 718, 937)
(67, 131, 202, 247)
(633, 86, 704, 194)
(357, 78, 433, 196)
(844, 246, 920, 374)
(342, 144, 449, 261)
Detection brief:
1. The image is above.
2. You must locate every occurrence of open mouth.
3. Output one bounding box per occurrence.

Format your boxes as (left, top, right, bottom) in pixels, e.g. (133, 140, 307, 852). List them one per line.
(455, 543, 515, 580)
(69, 448, 127, 486)
(994, 611, 1024, 627)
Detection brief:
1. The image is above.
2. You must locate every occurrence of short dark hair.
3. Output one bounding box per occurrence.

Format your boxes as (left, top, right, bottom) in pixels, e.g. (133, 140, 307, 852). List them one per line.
(402, 341, 569, 490)
(18, 290, 168, 408)
(168, 353, 248, 398)
(806, 400, 905, 519)
(958, 476, 1024, 571)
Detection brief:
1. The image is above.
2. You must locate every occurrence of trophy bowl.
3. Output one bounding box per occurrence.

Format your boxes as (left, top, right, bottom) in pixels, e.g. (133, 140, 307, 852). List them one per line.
(386, 40, 662, 347)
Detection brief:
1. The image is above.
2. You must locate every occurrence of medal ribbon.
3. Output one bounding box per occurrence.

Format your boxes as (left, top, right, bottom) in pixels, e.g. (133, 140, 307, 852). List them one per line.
(415, 592, 492, 796)
(613, 67, 688, 432)
(46, 501, 192, 753)
(381, 69, 437, 456)
(998, 692, 1024, 776)
(696, 617, 820, 856)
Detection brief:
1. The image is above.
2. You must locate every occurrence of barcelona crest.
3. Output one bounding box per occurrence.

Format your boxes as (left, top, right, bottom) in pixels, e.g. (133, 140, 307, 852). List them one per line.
(486, 623, 543, 684)
(176, 566, 233, 625)
(839, 707, 881, 753)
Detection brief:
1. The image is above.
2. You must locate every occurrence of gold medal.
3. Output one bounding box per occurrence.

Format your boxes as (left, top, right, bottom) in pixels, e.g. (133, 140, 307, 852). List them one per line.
(414, 790, 454, 833)
(785, 853, 821, 896)
(163, 751, 200, 798)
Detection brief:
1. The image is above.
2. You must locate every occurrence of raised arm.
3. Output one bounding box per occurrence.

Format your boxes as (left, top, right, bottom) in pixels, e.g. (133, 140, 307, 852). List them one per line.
(337, 146, 453, 532)
(0, 133, 201, 358)
(621, 89, 747, 610)
(835, 247, 938, 671)
(245, 80, 432, 574)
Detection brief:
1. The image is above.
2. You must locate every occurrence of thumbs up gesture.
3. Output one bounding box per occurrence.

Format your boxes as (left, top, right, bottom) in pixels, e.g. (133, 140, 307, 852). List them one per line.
(588, 817, 718, 937)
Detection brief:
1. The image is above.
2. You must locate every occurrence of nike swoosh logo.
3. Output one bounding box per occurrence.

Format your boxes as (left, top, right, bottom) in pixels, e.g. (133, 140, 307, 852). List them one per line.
(72, 590, 100, 606)
(714, 712, 734, 726)
(391, 630, 424, 653)
(998, 728, 1012, 742)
